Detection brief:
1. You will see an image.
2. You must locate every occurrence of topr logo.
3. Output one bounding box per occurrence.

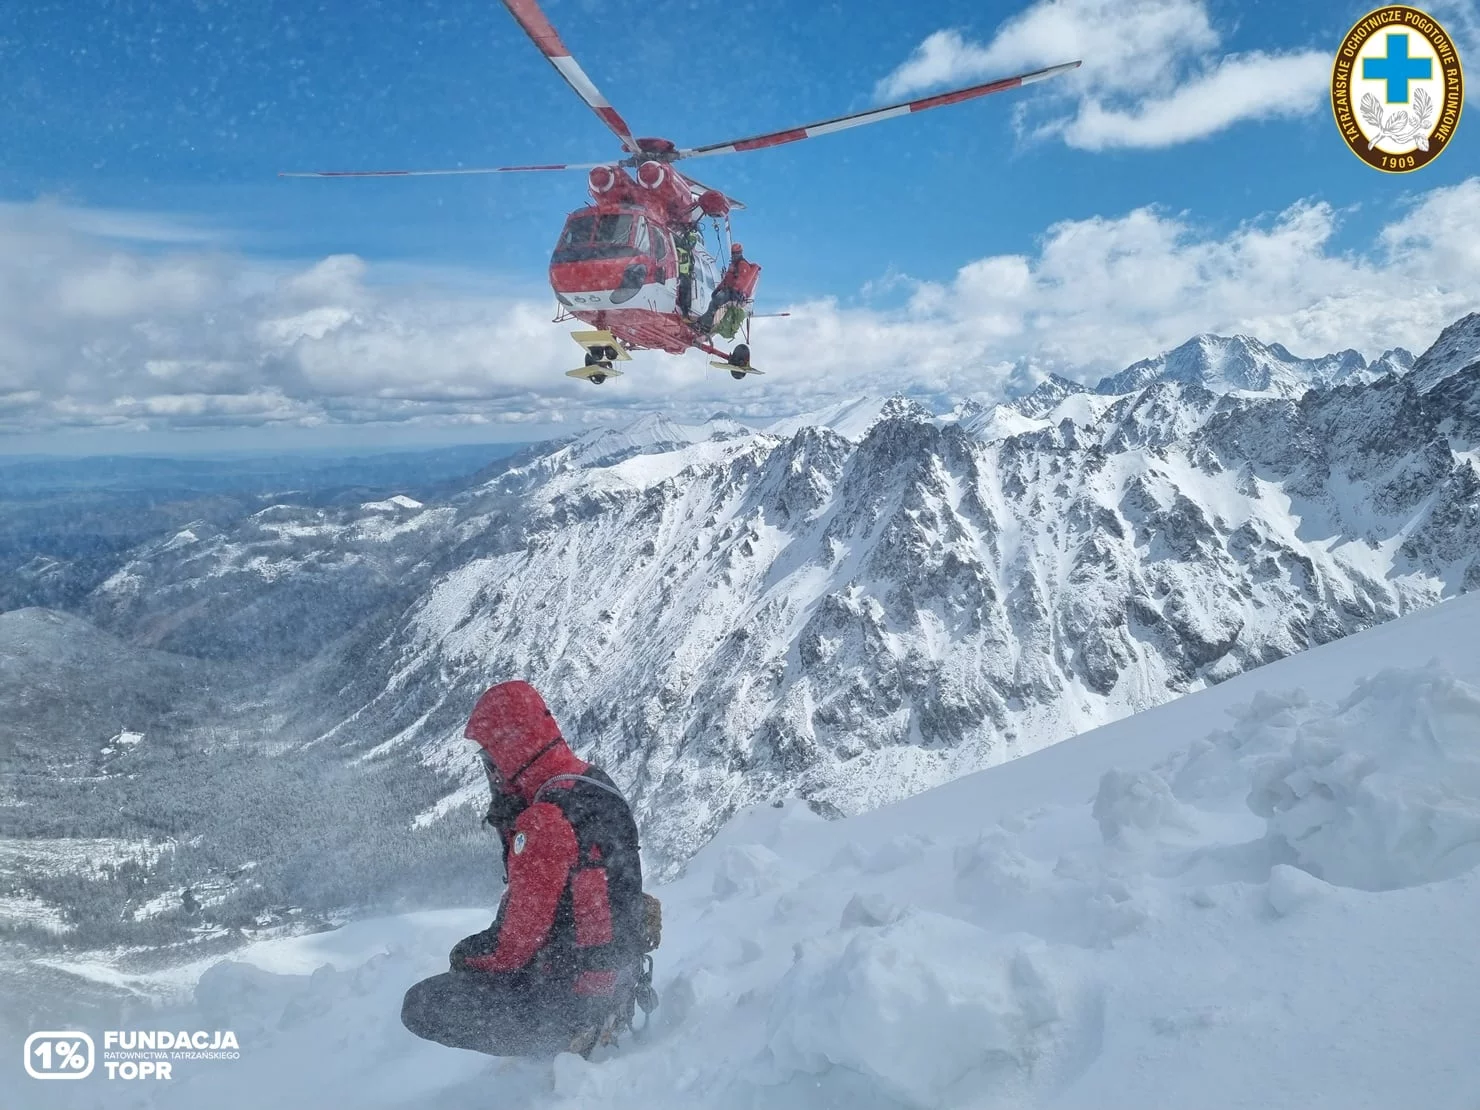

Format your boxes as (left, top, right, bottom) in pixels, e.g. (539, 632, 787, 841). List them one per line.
(1337, 7, 1462, 171)
(513, 831, 527, 855)
(1333, 6, 1465, 172)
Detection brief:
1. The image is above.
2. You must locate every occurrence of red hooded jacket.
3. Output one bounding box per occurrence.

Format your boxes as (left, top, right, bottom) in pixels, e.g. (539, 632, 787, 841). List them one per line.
(460, 680, 641, 997)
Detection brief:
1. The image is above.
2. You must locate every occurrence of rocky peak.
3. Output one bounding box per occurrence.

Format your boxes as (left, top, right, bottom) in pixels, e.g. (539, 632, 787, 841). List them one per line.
(1097, 334, 1292, 396)
(1015, 373, 1092, 418)
(875, 394, 936, 425)
(1092, 333, 1386, 398)
(1370, 347, 1416, 377)
(1411, 313, 1480, 394)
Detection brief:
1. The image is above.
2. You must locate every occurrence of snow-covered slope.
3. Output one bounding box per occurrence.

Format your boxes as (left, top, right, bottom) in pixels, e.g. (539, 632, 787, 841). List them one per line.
(766, 396, 894, 442)
(24, 590, 1480, 1110)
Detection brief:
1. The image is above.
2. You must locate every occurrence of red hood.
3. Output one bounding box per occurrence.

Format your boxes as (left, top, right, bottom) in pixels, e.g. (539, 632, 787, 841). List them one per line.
(464, 680, 587, 802)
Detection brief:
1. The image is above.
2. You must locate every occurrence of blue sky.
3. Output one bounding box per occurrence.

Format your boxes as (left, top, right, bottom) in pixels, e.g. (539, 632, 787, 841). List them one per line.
(1, 0, 1478, 450)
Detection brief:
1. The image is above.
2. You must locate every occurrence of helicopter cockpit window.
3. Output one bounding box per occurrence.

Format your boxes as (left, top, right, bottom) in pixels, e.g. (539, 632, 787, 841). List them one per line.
(595, 214, 634, 244)
(558, 216, 597, 247)
(553, 213, 639, 263)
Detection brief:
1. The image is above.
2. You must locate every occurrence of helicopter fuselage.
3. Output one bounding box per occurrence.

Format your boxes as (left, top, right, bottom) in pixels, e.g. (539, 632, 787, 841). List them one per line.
(549, 160, 726, 355)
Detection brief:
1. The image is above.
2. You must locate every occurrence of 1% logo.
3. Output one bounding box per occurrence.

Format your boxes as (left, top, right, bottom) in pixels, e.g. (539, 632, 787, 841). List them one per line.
(24, 1031, 95, 1080)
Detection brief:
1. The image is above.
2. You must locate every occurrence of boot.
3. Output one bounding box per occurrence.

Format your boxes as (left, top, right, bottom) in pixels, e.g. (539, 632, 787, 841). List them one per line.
(566, 1010, 623, 1059)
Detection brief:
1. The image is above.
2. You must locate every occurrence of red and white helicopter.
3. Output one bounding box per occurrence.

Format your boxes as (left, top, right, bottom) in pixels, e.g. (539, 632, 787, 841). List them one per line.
(284, 0, 1079, 384)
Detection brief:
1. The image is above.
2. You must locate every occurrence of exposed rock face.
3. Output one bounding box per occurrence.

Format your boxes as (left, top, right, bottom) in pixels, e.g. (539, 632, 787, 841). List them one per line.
(1409, 313, 1480, 394)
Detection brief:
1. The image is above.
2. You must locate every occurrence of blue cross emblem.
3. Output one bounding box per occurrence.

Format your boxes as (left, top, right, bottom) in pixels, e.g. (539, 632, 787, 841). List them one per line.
(1363, 33, 1432, 104)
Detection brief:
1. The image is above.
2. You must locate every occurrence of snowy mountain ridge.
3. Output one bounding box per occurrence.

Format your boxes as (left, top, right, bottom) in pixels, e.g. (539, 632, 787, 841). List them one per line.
(70, 312, 1480, 879)
(935, 323, 1431, 446)
(1092, 331, 1415, 398)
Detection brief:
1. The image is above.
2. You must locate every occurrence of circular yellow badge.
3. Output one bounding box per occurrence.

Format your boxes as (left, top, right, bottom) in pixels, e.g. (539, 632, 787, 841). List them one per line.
(1332, 6, 1465, 172)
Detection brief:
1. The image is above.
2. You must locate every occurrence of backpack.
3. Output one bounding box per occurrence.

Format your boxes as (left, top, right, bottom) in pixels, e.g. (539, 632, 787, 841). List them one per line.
(532, 771, 659, 1031)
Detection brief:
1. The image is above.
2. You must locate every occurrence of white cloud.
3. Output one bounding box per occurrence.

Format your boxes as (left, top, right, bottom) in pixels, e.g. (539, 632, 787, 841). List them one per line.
(1054, 50, 1331, 150)
(879, 2, 1216, 101)
(2, 182, 1480, 440)
(877, 0, 1330, 150)
(747, 180, 1480, 414)
(0, 202, 588, 436)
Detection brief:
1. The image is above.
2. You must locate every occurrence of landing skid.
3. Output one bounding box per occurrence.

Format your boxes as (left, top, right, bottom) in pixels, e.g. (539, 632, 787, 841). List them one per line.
(566, 364, 625, 384)
(709, 361, 764, 380)
(704, 341, 758, 381)
(568, 329, 632, 386)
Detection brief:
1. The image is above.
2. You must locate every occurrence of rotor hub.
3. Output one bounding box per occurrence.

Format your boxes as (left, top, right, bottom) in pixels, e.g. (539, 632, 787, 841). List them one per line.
(631, 137, 679, 163)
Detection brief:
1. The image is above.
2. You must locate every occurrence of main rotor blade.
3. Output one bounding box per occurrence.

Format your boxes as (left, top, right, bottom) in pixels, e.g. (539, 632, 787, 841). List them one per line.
(675, 60, 1081, 160)
(279, 161, 615, 178)
(499, 0, 640, 154)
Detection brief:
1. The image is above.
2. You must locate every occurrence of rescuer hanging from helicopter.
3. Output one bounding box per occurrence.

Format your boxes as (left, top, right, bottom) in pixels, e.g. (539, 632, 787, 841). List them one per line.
(696, 242, 761, 338)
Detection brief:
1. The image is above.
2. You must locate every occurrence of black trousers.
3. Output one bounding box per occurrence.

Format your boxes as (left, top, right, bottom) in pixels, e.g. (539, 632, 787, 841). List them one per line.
(401, 970, 599, 1057)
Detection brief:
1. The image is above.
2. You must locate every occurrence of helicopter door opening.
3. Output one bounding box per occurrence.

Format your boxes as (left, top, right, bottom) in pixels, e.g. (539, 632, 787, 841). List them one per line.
(628, 218, 677, 313)
(688, 234, 718, 317)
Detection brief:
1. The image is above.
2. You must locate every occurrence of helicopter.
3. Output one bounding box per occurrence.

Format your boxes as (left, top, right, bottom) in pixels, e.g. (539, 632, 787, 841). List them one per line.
(283, 0, 1080, 385)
